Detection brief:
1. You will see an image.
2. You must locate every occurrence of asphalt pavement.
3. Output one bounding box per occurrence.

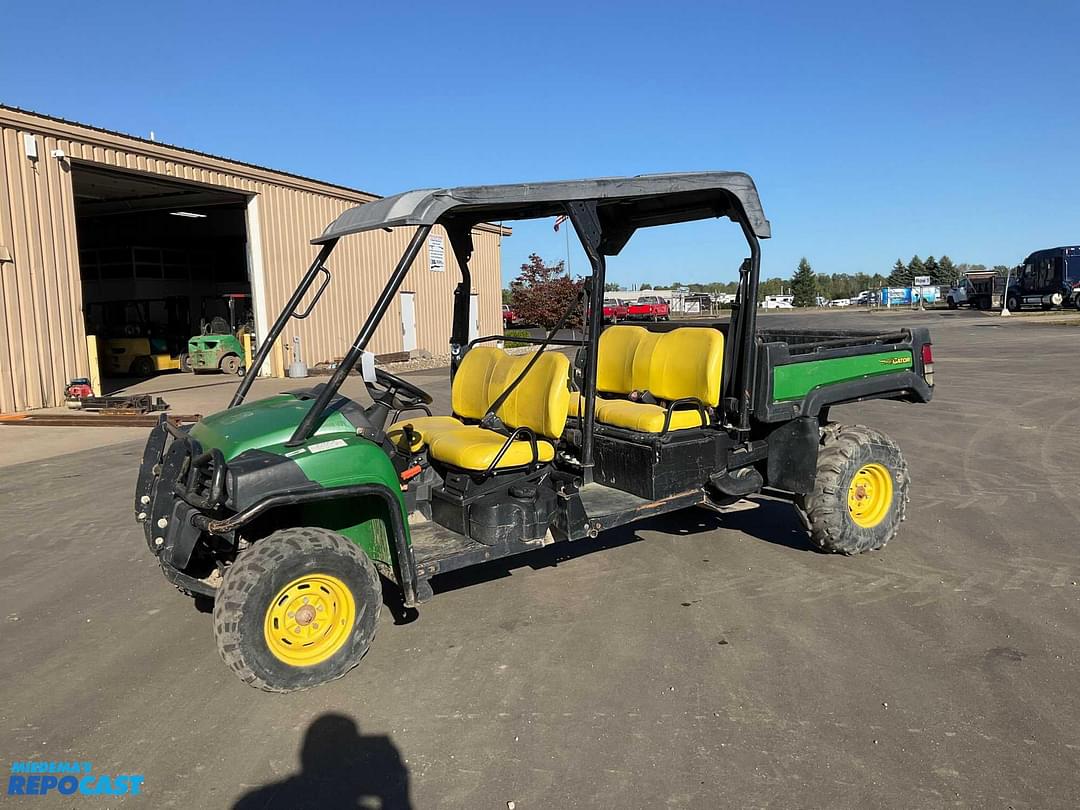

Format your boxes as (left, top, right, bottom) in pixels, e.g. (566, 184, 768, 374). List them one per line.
(1, 308, 1078, 808)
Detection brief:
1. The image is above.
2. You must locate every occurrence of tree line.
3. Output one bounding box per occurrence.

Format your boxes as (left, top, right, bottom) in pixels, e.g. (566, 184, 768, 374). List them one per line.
(502, 252, 1019, 316)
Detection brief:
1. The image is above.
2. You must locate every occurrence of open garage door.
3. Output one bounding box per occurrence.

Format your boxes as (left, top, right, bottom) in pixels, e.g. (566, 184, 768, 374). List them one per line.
(73, 165, 254, 391)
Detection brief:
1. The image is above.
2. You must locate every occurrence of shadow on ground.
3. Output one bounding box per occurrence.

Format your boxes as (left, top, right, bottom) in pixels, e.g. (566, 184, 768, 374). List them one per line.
(429, 497, 816, 596)
(232, 713, 412, 810)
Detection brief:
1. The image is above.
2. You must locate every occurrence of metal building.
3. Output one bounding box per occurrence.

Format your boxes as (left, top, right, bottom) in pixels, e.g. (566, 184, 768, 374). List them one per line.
(0, 106, 505, 413)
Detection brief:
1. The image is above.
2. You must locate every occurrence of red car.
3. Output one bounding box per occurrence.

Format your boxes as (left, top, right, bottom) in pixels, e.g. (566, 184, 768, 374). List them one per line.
(502, 304, 516, 327)
(627, 295, 670, 321)
(601, 298, 629, 323)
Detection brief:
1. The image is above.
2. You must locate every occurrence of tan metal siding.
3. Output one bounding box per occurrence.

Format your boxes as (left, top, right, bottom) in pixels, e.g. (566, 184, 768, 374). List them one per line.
(0, 107, 504, 413)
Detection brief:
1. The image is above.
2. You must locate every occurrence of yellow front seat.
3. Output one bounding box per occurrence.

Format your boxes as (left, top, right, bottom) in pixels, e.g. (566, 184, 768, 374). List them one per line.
(429, 352, 570, 472)
(387, 346, 508, 452)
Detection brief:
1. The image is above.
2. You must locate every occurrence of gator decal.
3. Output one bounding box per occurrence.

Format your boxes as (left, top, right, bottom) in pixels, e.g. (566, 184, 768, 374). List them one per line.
(772, 350, 914, 402)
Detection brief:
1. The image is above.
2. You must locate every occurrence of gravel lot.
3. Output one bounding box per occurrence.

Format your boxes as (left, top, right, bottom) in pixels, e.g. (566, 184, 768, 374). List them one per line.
(1, 308, 1077, 808)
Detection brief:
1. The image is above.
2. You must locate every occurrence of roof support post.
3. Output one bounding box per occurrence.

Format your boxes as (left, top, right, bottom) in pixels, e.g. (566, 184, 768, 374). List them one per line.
(288, 226, 432, 446)
(230, 239, 338, 408)
(446, 224, 475, 378)
(567, 201, 604, 482)
(735, 216, 761, 435)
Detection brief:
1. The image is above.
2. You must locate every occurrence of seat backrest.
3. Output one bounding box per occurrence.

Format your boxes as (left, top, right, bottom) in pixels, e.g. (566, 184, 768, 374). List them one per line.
(647, 327, 725, 406)
(489, 352, 570, 439)
(451, 346, 505, 420)
(452, 346, 570, 439)
(596, 326, 660, 395)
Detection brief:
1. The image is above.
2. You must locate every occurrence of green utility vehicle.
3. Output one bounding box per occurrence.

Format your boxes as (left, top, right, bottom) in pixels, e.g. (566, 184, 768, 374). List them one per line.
(135, 173, 934, 691)
(187, 294, 252, 375)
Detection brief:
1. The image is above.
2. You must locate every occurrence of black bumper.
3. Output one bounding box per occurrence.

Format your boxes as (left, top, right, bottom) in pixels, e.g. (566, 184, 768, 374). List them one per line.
(134, 415, 224, 575)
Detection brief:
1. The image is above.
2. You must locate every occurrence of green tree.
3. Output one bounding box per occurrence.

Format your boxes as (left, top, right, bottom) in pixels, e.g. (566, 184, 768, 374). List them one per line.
(888, 259, 907, 286)
(937, 255, 957, 284)
(639, 282, 652, 290)
(923, 256, 939, 284)
(790, 258, 817, 306)
(604, 282, 622, 292)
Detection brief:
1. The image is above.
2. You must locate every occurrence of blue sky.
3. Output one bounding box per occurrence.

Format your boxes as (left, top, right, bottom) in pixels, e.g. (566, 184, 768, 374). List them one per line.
(2, 1, 1078, 287)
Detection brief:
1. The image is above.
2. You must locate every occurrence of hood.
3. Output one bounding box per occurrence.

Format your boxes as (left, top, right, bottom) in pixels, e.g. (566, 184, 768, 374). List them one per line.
(188, 393, 355, 460)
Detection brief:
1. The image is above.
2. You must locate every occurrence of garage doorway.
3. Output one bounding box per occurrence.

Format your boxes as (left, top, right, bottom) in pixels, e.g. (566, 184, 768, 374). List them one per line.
(72, 164, 254, 391)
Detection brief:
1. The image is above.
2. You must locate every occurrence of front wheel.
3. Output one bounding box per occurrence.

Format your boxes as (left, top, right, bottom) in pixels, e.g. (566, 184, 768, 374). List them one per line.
(947, 298, 958, 310)
(213, 527, 382, 692)
(1006, 293, 1020, 312)
(796, 424, 909, 555)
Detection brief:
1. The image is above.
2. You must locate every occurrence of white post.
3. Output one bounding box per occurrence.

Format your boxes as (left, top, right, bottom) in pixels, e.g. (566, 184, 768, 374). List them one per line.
(1000, 269, 1012, 316)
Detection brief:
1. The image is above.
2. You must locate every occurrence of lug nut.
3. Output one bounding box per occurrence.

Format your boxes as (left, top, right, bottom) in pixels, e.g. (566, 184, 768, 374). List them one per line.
(154, 537, 164, 547)
(137, 512, 147, 521)
(140, 495, 150, 504)
(157, 517, 168, 529)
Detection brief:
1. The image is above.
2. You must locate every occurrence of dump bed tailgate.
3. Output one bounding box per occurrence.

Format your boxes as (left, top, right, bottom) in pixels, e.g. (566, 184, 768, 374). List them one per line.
(753, 327, 933, 422)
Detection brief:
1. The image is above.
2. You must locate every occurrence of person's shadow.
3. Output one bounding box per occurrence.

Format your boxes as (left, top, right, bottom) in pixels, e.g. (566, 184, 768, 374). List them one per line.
(233, 713, 412, 810)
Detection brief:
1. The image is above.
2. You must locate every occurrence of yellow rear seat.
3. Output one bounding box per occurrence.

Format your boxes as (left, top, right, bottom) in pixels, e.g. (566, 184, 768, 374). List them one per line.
(567, 325, 724, 433)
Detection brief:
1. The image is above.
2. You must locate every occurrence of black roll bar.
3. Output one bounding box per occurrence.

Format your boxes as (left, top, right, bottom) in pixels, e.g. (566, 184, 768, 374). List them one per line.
(566, 201, 605, 482)
(735, 216, 762, 436)
(230, 240, 338, 408)
(287, 226, 432, 446)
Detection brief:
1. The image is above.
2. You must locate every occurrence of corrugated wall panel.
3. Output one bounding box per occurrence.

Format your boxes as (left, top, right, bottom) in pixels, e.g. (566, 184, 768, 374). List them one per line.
(0, 108, 503, 412)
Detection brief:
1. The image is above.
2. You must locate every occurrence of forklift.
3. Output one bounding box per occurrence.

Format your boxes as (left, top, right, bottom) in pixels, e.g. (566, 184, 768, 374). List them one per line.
(186, 293, 252, 375)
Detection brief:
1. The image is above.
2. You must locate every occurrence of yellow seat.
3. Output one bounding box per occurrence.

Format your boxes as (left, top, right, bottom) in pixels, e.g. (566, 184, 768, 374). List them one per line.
(387, 416, 465, 453)
(565, 325, 724, 434)
(429, 350, 571, 471)
(428, 428, 556, 469)
(388, 346, 514, 450)
(592, 400, 706, 432)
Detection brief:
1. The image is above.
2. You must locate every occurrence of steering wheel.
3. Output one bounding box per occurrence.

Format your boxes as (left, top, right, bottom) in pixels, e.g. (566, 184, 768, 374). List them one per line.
(364, 367, 433, 410)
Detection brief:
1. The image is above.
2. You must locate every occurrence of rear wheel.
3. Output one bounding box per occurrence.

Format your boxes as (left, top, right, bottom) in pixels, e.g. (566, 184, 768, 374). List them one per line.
(220, 354, 242, 375)
(213, 527, 382, 692)
(797, 424, 909, 555)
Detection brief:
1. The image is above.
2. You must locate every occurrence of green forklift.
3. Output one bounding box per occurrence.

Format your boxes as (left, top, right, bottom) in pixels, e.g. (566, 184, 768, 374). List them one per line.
(187, 294, 252, 375)
(135, 173, 935, 691)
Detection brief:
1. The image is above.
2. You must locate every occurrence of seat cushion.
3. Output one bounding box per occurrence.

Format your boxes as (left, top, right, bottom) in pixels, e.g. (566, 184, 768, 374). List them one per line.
(595, 400, 707, 433)
(429, 426, 555, 470)
(387, 415, 465, 453)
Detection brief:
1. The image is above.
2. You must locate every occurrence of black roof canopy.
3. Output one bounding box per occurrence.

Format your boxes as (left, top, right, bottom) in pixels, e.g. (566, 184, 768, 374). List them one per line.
(313, 172, 770, 253)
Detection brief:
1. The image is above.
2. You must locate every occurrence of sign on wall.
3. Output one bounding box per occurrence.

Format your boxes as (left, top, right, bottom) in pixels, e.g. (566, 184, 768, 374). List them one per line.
(428, 236, 445, 272)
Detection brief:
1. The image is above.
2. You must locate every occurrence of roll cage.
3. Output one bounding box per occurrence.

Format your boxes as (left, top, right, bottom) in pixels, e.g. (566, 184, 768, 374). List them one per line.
(229, 172, 772, 480)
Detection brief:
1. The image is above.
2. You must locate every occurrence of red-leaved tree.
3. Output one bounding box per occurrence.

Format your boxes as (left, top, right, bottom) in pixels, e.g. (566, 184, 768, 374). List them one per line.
(509, 254, 584, 330)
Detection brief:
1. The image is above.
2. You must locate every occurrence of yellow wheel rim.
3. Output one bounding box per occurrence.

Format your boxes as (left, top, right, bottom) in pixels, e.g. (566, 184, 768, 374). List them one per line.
(847, 463, 894, 529)
(264, 574, 355, 667)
